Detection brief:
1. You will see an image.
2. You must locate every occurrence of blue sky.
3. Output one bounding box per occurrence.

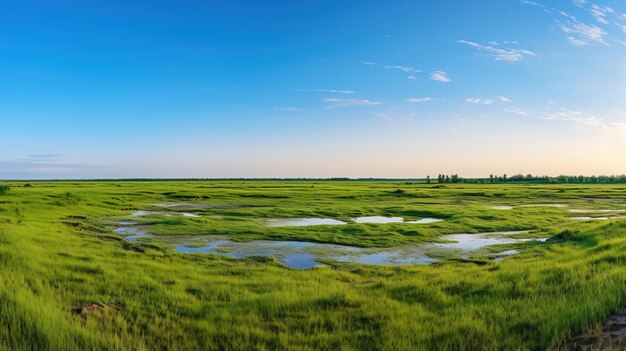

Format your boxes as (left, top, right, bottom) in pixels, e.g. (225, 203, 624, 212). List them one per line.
(1, 0, 626, 179)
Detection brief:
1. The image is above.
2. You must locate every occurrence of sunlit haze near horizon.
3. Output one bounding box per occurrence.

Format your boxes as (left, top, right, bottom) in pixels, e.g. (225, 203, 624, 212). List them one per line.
(1, 0, 626, 179)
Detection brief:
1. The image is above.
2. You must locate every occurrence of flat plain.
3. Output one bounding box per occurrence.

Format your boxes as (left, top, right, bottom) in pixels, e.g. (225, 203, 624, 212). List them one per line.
(1, 180, 626, 350)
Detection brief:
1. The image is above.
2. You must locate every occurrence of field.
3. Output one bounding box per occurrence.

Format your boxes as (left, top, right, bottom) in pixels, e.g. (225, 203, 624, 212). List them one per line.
(1, 180, 626, 350)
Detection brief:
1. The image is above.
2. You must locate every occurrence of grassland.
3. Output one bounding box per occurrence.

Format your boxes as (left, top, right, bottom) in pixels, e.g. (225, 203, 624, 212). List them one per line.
(1, 180, 626, 350)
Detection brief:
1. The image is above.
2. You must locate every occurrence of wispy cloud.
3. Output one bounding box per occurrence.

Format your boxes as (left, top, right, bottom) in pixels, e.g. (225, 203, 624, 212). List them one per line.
(273, 106, 302, 112)
(560, 19, 608, 46)
(406, 97, 433, 103)
(0, 154, 97, 174)
(458, 40, 537, 62)
(542, 108, 607, 128)
(505, 104, 621, 131)
(297, 88, 358, 94)
(465, 96, 513, 105)
(466, 98, 494, 105)
(590, 4, 613, 24)
(430, 71, 451, 83)
(361, 61, 421, 73)
(313, 89, 357, 94)
(27, 154, 67, 161)
(505, 108, 529, 115)
(522, 1, 624, 46)
(323, 98, 382, 109)
(520, 0, 553, 13)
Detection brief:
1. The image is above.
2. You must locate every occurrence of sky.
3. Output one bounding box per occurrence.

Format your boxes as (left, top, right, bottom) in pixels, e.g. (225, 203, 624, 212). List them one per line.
(1, 0, 626, 179)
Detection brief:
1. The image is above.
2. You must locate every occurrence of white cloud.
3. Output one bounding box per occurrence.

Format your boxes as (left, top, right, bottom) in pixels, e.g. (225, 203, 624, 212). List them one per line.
(0, 154, 97, 173)
(273, 106, 302, 112)
(559, 14, 608, 46)
(383, 64, 420, 73)
(505, 108, 529, 115)
(408, 75, 417, 80)
(465, 98, 494, 105)
(298, 88, 358, 94)
(458, 40, 537, 62)
(501, 102, 625, 132)
(361, 61, 421, 73)
(521, 0, 553, 13)
(314, 89, 357, 94)
(524, 1, 617, 46)
(466, 96, 513, 105)
(590, 4, 613, 24)
(567, 36, 589, 46)
(542, 108, 607, 128)
(430, 71, 451, 82)
(521, 0, 540, 6)
(323, 98, 382, 109)
(560, 21, 608, 45)
(406, 97, 432, 103)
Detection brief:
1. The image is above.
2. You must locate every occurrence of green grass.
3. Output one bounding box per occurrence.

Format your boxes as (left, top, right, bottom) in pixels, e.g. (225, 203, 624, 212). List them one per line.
(1, 180, 626, 350)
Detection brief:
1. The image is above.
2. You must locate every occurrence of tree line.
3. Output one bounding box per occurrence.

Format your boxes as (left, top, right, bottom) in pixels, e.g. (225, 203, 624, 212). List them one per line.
(431, 174, 626, 184)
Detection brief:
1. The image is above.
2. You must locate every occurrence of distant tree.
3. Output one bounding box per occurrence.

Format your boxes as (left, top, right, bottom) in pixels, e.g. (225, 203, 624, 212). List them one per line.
(426, 176, 431, 184)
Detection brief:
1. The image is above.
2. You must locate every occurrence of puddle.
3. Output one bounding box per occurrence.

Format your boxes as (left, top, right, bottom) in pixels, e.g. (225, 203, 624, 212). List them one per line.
(266, 217, 444, 226)
(570, 216, 626, 221)
(130, 211, 151, 217)
(520, 204, 568, 208)
(130, 210, 200, 218)
(173, 239, 437, 268)
(266, 218, 348, 227)
(169, 230, 544, 269)
(492, 250, 520, 261)
(155, 203, 218, 209)
(282, 254, 319, 269)
(175, 240, 332, 269)
(114, 227, 148, 241)
(492, 206, 513, 210)
(354, 216, 444, 224)
(406, 218, 444, 224)
(115, 211, 541, 269)
(569, 209, 626, 213)
(429, 231, 538, 251)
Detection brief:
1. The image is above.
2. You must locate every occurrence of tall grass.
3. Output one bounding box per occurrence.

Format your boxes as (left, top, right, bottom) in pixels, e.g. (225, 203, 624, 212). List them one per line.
(0, 181, 625, 350)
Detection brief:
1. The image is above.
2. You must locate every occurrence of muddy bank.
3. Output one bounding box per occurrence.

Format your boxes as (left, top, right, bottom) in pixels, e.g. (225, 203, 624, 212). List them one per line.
(569, 315, 626, 350)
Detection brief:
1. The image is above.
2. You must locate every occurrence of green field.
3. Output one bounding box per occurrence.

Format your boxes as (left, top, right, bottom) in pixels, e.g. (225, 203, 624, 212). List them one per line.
(1, 180, 626, 350)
